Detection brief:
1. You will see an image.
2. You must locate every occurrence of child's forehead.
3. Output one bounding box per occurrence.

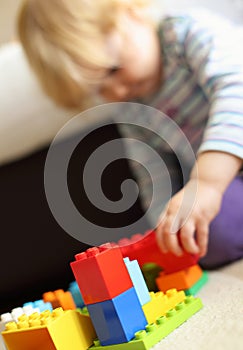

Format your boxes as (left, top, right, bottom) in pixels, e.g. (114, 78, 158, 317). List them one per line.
(77, 34, 121, 80)
(106, 31, 123, 61)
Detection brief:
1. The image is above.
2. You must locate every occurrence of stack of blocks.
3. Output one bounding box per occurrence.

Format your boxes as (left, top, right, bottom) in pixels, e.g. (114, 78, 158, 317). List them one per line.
(70, 244, 148, 346)
(71, 243, 203, 349)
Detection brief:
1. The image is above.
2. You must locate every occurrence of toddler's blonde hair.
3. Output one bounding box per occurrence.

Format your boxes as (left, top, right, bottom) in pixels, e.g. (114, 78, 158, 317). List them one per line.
(18, 0, 152, 109)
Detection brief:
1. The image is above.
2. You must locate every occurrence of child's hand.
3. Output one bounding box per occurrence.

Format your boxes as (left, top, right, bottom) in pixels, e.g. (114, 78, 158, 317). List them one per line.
(156, 178, 223, 257)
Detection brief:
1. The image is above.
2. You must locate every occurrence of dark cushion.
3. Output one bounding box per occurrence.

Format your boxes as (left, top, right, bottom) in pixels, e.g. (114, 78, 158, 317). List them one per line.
(0, 124, 148, 314)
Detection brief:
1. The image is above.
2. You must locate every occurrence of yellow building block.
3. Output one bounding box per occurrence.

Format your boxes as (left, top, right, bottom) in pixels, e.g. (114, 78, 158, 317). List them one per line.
(2, 308, 96, 350)
(142, 289, 185, 325)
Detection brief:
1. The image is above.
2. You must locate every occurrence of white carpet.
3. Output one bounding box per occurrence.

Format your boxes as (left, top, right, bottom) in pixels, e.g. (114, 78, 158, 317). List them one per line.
(153, 259, 243, 350)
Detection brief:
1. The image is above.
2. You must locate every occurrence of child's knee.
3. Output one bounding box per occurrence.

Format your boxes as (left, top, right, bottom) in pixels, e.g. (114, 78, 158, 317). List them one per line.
(200, 176, 243, 269)
(199, 214, 243, 269)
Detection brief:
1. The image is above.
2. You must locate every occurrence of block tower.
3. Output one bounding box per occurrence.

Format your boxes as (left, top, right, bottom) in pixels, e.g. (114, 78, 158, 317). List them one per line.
(70, 243, 149, 346)
(70, 243, 203, 349)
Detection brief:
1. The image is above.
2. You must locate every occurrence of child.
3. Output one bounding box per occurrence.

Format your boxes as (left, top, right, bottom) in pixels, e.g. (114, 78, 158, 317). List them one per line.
(17, 0, 243, 269)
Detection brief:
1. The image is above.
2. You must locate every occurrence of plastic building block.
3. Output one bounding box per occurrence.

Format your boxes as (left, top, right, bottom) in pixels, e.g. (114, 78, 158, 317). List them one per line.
(43, 292, 60, 309)
(70, 244, 133, 305)
(123, 258, 150, 306)
(1, 314, 13, 324)
(68, 281, 85, 308)
(118, 230, 199, 274)
(89, 296, 203, 350)
(22, 305, 41, 315)
(23, 300, 53, 312)
(185, 271, 209, 296)
(87, 287, 147, 346)
(0, 304, 42, 350)
(77, 306, 89, 317)
(9, 308, 25, 323)
(2, 308, 96, 350)
(2, 307, 38, 323)
(141, 263, 162, 291)
(156, 264, 203, 292)
(142, 289, 185, 325)
(43, 290, 76, 310)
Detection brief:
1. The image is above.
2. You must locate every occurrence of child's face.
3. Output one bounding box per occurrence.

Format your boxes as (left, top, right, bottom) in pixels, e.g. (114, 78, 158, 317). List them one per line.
(93, 12, 162, 102)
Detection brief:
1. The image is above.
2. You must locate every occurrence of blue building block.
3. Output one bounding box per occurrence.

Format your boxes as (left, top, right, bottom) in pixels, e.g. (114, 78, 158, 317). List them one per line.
(87, 287, 147, 346)
(89, 296, 203, 350)
(68, 281, 85, 308)
(23, 300, 53, 312)
(123, 258, 150, 306)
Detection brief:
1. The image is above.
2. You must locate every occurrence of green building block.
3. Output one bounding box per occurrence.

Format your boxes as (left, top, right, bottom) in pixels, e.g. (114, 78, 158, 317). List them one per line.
(141, 263, 162, 292)
(185, 271, 209, 296)
(90, 296, 203, 350)
(77, 307, 89, 316)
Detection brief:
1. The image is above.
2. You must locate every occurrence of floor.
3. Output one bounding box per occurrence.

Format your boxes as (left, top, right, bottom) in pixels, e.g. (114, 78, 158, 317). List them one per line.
(153, 259, 243, 350)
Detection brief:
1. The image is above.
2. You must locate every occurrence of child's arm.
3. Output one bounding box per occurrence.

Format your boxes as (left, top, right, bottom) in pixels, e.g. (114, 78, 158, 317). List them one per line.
(156, 15, 243, 256)
(156, 151, 242, 256)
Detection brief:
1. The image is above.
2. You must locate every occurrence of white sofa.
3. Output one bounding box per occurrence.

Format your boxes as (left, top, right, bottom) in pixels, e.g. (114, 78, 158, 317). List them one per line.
(1, 1, 243, 165)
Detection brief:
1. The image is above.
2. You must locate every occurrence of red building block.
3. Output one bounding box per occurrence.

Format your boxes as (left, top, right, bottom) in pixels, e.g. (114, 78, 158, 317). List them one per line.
(70, 244, 133, 305)
(118, 230, 199, 274)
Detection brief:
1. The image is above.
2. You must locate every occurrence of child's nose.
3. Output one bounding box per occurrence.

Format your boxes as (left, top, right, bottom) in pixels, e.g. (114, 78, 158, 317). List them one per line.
(112, 83, 130, 100)
(100, 82, 130, 101)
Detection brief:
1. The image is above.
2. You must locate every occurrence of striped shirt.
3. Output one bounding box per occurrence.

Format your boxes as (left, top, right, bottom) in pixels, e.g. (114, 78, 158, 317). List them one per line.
(119, 13, 243, 221)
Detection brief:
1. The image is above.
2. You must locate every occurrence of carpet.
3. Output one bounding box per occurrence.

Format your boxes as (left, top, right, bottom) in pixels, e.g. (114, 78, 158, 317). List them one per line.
(153, 259, 243, 350)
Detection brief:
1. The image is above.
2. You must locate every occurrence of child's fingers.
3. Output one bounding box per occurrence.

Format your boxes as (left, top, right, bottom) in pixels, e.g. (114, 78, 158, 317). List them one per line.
(162, 212, 183, 256)
(162, 213, 183, 256)
(156, 219, 168, 254)
(180, 220, 200, 254)
(163, 230, 183, 256)
(196, 221, 209, 257)
(157, 209, 183, 256)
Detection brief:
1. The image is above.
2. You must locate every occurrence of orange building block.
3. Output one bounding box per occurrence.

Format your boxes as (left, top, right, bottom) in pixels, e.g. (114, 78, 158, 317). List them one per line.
(43, 290, 76, 310)
(142, 289, 185, 325)
(156, 264, 203, 292)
